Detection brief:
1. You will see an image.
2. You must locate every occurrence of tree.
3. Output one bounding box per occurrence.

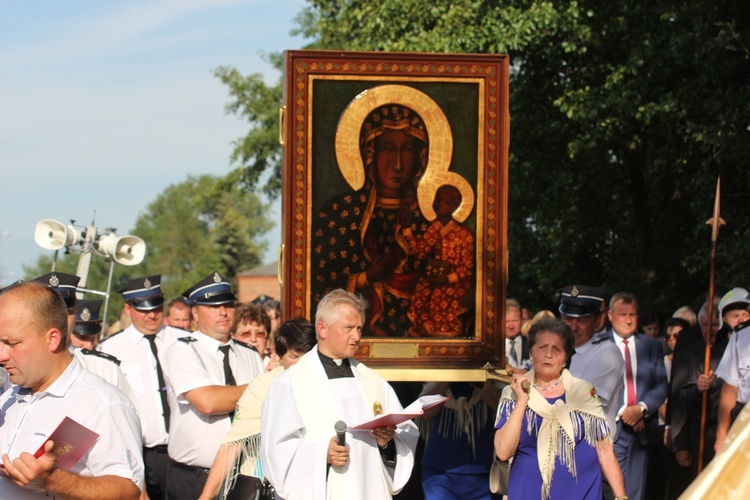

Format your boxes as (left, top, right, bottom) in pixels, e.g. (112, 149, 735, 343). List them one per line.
(132, 174, 272, 301)
(219, 0, 750, 313)
(24, 174, 272, 323)
(214, 56, 285, 200)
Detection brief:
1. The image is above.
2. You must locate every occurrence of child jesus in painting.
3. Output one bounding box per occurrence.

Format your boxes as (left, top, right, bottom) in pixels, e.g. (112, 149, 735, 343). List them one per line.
(403, 184, 474, 337)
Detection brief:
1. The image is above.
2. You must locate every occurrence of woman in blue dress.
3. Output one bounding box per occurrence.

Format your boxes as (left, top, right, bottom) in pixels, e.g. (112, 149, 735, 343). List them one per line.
(494, 317, 627, 499)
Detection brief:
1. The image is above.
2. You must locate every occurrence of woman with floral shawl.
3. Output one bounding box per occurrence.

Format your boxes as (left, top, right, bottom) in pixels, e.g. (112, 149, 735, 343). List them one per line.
(494, 318, 627, 499)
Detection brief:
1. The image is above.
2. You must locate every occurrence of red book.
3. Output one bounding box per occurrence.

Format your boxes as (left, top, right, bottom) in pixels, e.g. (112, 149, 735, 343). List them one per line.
(34, 417, 100, 470)
(0, 417, 98, 478)
(350, 395, 449, 430)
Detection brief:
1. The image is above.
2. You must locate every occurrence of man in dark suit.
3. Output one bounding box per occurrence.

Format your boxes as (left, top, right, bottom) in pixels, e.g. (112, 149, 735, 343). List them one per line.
(607, 292, 669, 500)
(505, 298, 529, 371)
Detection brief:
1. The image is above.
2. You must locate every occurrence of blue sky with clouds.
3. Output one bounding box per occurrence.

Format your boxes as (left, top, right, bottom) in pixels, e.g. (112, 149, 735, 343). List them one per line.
(0, 0, 307, 286)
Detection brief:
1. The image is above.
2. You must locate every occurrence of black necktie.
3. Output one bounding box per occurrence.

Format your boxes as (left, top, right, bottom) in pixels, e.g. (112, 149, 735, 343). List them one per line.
(145, 334, 170, 432)
(218, 345, 237, 386)
(219, 345, 237, 421)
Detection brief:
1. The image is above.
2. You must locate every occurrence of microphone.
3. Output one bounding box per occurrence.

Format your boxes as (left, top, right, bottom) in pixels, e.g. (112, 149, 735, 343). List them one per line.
(334, 420, 347, 447)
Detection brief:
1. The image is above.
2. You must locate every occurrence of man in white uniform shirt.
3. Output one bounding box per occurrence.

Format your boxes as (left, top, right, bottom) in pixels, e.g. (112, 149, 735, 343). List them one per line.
(0, 282, 143, 499)
(163, 297, 193, 330)
(163, 271, 264, 498)
(98, 275, 183, 500)
(714, 288, 750, 452)
(559, 284, 624, 433)
(261, 289, 419, 500)
(30, 273, 138, 406)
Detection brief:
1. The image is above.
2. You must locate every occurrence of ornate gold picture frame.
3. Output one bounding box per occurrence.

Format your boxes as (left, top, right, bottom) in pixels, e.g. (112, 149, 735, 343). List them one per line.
(280, 50, 509, 369)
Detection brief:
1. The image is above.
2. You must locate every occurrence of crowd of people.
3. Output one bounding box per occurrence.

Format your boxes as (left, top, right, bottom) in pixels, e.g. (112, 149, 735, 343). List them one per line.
(498, 285, 750, 500)
(0, 271, 749, 499)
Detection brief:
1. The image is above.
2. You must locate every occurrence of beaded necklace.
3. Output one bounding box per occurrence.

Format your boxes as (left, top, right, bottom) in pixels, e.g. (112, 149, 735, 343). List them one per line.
(532, 373, 563, 391)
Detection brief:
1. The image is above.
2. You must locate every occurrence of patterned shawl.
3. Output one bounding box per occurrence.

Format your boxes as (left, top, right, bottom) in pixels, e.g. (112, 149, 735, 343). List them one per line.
(498, 369, 611, 499)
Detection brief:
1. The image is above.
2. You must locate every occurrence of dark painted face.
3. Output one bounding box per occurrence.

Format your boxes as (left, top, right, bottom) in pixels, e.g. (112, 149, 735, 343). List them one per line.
(374, 130, 423, 197)
(433, 186, 460, 217)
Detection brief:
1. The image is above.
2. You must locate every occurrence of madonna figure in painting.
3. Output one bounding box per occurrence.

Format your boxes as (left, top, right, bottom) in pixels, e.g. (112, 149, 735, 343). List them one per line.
(312, 102, 430, 337)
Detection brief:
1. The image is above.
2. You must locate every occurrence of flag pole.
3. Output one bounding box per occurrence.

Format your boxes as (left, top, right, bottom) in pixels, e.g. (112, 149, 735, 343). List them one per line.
(698, 176, 724, 473)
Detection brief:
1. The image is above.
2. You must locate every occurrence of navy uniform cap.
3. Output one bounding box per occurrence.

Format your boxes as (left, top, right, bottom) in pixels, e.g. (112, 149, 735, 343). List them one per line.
(558, 284, 607, 317)
(252, 294, 275, 306)
(119, 275, 164, 311)
(182, 271, 237, 306)
(73, 299, 103, 336)
(32, 272, 80, 309)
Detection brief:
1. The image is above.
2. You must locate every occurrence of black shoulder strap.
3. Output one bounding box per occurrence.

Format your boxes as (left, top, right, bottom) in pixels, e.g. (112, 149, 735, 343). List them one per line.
(232, 339, 259, 353)
(80, 348, 121, 365)
(99, 329, 124, 343)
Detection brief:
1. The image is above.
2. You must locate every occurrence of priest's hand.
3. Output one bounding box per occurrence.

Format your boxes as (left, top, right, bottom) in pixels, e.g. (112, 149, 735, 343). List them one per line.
(2, 440, 56, 490)
(371, 425, 397, 448)
(327, 437, 349, 467)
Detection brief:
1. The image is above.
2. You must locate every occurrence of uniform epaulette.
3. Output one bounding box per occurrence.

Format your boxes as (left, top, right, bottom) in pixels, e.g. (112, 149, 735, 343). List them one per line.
(163, 325, 191, 334)
(177, 336, 197, 344)
(232, 339, 259, 353)
(99, 330, 124, 343)
(591, 331, 610, 345)
(81, 348, 121, 365)
(734, 320, 750, 333)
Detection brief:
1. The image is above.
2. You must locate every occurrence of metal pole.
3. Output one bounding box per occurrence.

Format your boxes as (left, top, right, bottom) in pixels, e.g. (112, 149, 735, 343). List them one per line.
(75, 224, 97, 299)
(698, 177, 724, 473)
(100, 260, 115, 340)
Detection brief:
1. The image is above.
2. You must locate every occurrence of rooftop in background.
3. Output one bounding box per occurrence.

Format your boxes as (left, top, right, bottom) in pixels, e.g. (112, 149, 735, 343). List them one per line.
(237, 261, 281, 306)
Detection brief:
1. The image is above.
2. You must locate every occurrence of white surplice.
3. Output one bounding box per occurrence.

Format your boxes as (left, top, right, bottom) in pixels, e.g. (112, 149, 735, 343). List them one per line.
(260, 347, 418, 500)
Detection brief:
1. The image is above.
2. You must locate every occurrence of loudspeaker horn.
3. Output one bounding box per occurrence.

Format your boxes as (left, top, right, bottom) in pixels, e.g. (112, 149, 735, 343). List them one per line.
(34, 219, 81, 250)
(98, 233, 146, 266)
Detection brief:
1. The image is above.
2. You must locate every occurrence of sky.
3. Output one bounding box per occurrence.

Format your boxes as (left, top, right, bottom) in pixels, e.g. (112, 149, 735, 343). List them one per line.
(0, 0, 308, 287)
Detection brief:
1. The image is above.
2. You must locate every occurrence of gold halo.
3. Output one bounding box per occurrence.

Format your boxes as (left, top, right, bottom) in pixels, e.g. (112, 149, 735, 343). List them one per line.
(417, 171, 475, 223)
(334, 84, 454, 191)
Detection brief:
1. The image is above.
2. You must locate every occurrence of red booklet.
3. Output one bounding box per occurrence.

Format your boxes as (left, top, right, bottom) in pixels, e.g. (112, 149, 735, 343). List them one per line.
(350, 395, 449, 430)
(35, 417, 100, 470)
(0, 417, 98, 478)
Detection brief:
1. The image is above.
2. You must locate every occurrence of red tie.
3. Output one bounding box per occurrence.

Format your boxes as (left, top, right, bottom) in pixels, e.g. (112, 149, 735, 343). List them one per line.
(623, 338, 636, 406)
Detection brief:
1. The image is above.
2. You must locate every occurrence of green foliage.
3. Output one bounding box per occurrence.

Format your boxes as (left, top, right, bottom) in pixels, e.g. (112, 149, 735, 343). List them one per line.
(504, 0, 750, 311)
(132, 174, 272, 301)
(214, 61, 285, 199)
(219, 0, 750, 313)
(24, 175, 272, 323)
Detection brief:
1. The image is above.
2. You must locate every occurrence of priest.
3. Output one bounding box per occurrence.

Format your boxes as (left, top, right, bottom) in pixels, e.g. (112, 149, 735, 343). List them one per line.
(260, 289, 419, 499)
